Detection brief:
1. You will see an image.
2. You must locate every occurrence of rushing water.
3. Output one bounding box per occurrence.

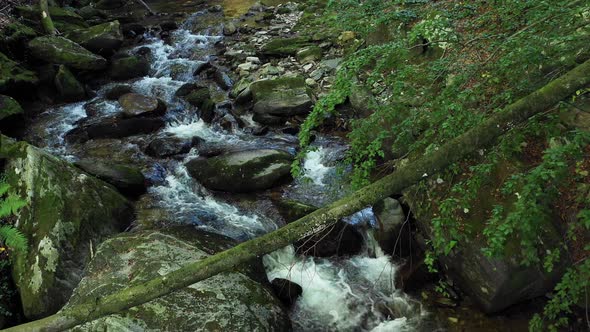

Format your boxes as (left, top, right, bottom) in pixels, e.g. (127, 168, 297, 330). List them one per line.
(27, 6, 425, 331)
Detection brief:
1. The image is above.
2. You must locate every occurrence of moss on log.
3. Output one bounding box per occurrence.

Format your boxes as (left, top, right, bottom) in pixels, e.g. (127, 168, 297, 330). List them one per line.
(5, 59, 590, 332)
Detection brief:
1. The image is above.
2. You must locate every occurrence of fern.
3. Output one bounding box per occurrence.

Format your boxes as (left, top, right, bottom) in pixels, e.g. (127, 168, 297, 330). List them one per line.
(0, 225, 27, 255)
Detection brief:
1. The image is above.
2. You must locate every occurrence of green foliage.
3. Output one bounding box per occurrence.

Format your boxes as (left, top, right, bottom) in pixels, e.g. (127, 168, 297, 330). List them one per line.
(0, 179, 27, 255)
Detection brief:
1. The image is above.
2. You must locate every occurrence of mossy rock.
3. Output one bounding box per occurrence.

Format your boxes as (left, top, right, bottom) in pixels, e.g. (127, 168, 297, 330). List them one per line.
(65, 21, 123, 56)
(296, 46, 322, 63)
(274, 199, 317, 223)
(260, 36, 313, 57)
(75, 158, 146, 195)
(186, 149, 294, 193)
(54, 65, 86, 101)
(0, 21, 37, 56)
(3, 143, 133, 319)
(15, 5, 88, 33)
(0, 52, 38, 92)
(0, 94, 24, 121)
(250, 76, 313, 117)
(64, 227, 290, 331)
(28, 36, 107, 70)
(403, 158, 568, 313)
(109, 56, 150, 80)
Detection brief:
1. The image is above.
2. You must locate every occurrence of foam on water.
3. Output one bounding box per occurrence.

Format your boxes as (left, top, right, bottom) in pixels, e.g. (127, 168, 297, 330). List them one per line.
(302, 147, 332, 186)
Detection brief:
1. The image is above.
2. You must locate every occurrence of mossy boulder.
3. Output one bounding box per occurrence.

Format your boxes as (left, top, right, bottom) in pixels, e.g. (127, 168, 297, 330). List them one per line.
(186, 149, 294, 193)
(109, 56, 150, 80)
(0, 21, 37, 56)
(0, 95, 24, 121)
(296, 46, 322, 63)
(0, 52, 38, 92)
(177, 85, 216, 123)
(93, 0, 126, 10)
(65, 116, 165, 143)
(64, 227, 290, 331)
(75, 158, 146, 195)
(404, 159, 568, 313)
(54, 65, 86, 101)
(260, 36, 312, 57)
(65, 21, 123, 56)
(28, 36, 107, 70)
(2, 143, 133, 319)
(15, 5, 88, 33)
(250, 76, 313, 119)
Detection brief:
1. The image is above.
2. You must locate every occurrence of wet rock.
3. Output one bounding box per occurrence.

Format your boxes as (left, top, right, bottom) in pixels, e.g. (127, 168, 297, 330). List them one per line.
(193, 61, 212, 76)
(118, 93, 166, 117)
(0, 53, 39, 92)
(271, 278, 302, 307)
(373, 198, 409, 256)
(66, 116, 165, 142)
(159, 21, 178, 32)
(296, 220, 364, 257)
(250, 76, 313, 118)
(121, 22, 146, 37)
(28, 36, 107, 70)
(274, 199, 317, 223)
(94, 0, 126, 10)
(213, 69, 234, 90)
(178, 86, 216, 122)
(261, 36, 312, 57)
(75, 158, 146, 195)
(252, 126, 269, 136)
(186, 149, 294, 193)
(64, 227, 290, 331)
(145, 136, 194, 158)
(0, 95, 24, 121)
(296, 46, 322, 63)
(104, 84, 133, 100)
(2, 140, 132, 319)
(54, 65, 86, 102)
(0, 21, 37, 58)
(252, 112, 286, 126)
(109, 55, 150, 80)
(65, 21, 123, 56)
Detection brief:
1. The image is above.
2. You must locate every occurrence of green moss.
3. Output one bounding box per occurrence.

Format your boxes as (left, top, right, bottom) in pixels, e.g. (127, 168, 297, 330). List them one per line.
(261, 36, 313, 56)
(28, 36, 107, 70)
(0, 95, 23, 121)
(54, 65, 85, 101)
(109, 56, 150, 80)
(0, 52, 38, 92)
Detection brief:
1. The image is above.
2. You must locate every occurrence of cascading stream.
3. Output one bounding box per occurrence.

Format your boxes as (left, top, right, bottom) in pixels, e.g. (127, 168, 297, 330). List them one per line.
(27, 8, 424, 331)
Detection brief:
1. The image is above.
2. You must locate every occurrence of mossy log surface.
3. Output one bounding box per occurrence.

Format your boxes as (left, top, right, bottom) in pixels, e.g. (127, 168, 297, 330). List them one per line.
(39, 0, 56, 35)
(4, 59, 590, 332)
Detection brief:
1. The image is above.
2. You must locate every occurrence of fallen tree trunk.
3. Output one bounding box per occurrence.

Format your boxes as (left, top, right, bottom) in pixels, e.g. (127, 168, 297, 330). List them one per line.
(39, 0, 56, 35)
(5, 59, 590, 332)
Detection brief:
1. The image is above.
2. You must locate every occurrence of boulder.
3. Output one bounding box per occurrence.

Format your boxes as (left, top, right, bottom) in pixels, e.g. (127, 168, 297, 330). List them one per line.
(94, 0, 126, 10)
(65, 21, 123, 56)
(66, 116, 165, 143)
(250, 76, 313, 118)
(0, 21, 37, 57)
(15, 5, 88, 33)
(296, 220, 364, 257)
(28, 36, 107, 70)
(213, 69, 234, 90)
(0, 52, 38, 92)
(145, 136, 194, 158)
(1, 141, 132, 319)
(0, 95, 24, 121)
(118, 93, 166, 117)
(270, 278, 302, 307)
(75, 158, 146, 195)
(104, 84, 133, 100)
(296, 46, 322, 63)
(223, 22, 237, 36)
(64, 227, 290, 331)
(177, 85, 216, 123)
(260, 37, 312, 57)
(54, 65, 86, 101)
(185, 149, 293, 193)
(109, 55, 150, 80)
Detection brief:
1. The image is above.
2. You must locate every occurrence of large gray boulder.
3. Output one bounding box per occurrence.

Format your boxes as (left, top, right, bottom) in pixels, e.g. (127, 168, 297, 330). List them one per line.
(250, 76, 313, 120)
(186, 149, 293, 193)
(1, 140, 133, 319)
(65, 21, 123, 55)
(28, 36, 107, 70)
(64, 227, 290, 331)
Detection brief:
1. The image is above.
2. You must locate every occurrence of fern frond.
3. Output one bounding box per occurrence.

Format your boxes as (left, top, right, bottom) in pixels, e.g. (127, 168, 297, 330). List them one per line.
(0, 225, 28, 254)
(0, 194, 26, 219)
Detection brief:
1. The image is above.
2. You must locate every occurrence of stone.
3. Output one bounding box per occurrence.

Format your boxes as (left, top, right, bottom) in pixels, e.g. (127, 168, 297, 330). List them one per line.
(159, 21, 178, 32)
(2, 141, 132, 319)
(54, 65, 86, 101)
(296, 46, 322, 63)
(270, 278, 302, 307)
(296, 220, 364, 257)
(261, 37, 312, 57)
(373, 198, 409, 256)
(223, 22, 237, 36)
(94, 0, 125, 10)
(0, 52, 38, 92)
(145, 136, 194, 158)
(246, 56, 261, 64)
(109, 56, 150, 80)
(28, 36, 107, 70)
(65, 21, 123, 56)
(213, 69, 234, 90)
(65, 117, 165, 143)
(250, 76, 313, 117)
(118, 93, 166, 118)
(75, 158, 146, 195)
(15, 5, 88, 33)
(0, 95, 24, 121)
(185, 149, 293, 193)
(104, 84, 133, 100)
(63, 227, 290, 331)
